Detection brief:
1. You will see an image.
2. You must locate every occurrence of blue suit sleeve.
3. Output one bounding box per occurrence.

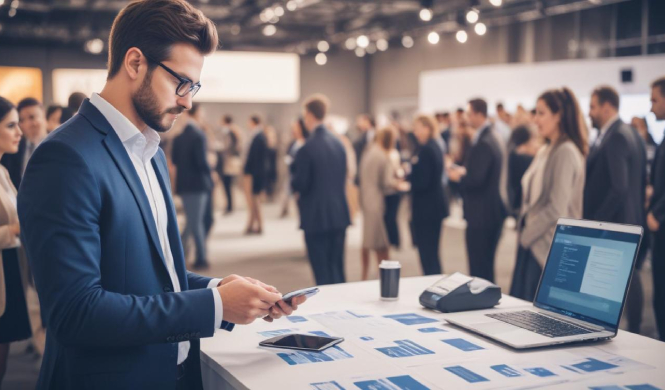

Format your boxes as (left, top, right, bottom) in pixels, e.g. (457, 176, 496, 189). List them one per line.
(291, 146, 312, 195)
(18, 141, 216, 348)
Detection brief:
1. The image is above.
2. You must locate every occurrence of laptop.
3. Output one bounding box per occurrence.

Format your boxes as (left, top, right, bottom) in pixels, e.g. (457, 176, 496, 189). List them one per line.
(444, 218, 643, 349)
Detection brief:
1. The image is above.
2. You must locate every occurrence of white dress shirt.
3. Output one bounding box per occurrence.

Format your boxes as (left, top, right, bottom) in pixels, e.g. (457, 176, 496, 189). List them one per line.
(90, 93, 223, 365)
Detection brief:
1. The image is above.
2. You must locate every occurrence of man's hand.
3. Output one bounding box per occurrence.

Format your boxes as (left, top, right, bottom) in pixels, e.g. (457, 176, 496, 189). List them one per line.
(217, 278, 282, 325)
(648, 212, 660, 232)
(9, 223, 20, 236)
(263, 295, 308, 323)
(447, 166, 467, 182)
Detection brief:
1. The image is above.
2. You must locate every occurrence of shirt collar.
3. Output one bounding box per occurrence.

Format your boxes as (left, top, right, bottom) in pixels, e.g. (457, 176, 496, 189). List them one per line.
(90, 93, 161, 163)
(472, 120, 491, 145)
(599, 114, 620, 136)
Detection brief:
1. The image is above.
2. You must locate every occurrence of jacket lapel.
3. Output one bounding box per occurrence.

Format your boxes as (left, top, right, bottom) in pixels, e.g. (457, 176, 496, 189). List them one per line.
(79, 100, 170, 279)
(152, 154, 188, 290)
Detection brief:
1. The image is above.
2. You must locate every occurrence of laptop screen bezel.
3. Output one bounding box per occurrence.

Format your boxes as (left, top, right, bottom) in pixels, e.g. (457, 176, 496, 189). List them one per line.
(532, 218, 643, 333)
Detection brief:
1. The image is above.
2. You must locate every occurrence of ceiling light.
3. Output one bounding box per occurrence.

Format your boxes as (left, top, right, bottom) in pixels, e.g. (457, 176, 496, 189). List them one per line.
(366, 44, 377, 54)
(85, 38, 104, 54)
(456, 30, 468, 43)
(402, 35, 414, 48)
(274, 6, 284, 17)
(230, 24, 241, 35)
(419, 8, 433, 22)
(286, 1, 297, 11)
(318, 40, 330, 52)
(345, 37, 357, 50)
(489, 0, 502, 6)
(8, 7, 16, 17)
(466, 9, 479, 24)
(315, 53, 327, 65)
(376, 38, 389, 51)
(261, 8, 274, 22)
(356, 35, 369, 48)
(474, 22, 487, 36)
(427, 31, 440, 44)
(262, 25, 277, 36)
(355, 47, 366, 57)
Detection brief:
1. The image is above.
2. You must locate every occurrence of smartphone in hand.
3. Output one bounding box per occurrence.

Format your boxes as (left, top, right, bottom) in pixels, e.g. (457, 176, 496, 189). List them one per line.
(282, 287, 319, 305)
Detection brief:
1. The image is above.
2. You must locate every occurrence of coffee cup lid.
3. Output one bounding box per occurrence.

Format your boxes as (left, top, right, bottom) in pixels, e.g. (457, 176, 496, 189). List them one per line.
(379, 260, 401, 269)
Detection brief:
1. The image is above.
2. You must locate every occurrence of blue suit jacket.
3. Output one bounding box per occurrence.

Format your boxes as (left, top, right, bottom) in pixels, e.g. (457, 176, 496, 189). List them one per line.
(291, 125, 350, 233)
(18, 100, 232, 390)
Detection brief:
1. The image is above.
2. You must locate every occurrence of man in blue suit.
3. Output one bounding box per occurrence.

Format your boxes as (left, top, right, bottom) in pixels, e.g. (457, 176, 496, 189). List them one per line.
(291, 95, 350, 285)
(18, 1, 303, 388)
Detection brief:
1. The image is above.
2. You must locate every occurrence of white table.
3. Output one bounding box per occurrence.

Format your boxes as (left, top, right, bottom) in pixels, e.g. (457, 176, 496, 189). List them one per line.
(200, 276, 665, 389)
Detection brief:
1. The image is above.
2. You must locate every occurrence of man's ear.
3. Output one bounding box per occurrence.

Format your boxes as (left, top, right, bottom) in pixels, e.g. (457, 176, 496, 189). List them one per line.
(124, 47, 145, 81)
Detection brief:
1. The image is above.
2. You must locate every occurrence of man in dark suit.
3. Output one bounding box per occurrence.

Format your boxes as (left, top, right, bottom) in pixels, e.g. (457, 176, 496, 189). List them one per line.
(435, 111, 452, 153)
(172, 103, 213, 270)
(18, 1, 303, 388)
(585, 86, 646, 226)
(647, 76, 665, 341)
(585, 86, 648, 334)
(292, 94, 350, 285)
(243, 114, 267, 234)
(448, 98, 506, 283)
(1, 97, 48, 189)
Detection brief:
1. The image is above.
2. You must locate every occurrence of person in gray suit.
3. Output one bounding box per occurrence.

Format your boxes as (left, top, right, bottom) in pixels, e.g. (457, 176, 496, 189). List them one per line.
(510, 88, 588, 301)
(586, 86, 648, 333)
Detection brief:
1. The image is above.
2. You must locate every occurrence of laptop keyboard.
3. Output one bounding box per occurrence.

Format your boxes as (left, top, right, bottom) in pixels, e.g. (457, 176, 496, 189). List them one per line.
(485, 310, 595, 338)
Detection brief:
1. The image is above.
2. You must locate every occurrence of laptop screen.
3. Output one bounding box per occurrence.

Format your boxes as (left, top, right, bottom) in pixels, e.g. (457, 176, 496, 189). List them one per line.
(534, 223, 641, 330)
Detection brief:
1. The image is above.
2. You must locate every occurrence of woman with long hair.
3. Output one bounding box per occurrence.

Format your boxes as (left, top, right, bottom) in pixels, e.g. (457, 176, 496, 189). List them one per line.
(510, 87, 588, 301)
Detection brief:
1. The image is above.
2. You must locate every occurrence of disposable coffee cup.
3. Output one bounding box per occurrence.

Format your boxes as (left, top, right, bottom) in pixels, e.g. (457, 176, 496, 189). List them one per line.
(380, 260, 401, 301)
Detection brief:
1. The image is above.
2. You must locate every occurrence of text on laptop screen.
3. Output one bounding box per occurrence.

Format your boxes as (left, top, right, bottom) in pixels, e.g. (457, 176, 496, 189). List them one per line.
(535, 224, 640, 328)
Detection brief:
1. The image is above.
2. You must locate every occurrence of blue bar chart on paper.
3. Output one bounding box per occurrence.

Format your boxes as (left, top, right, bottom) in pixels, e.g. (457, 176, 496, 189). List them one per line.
(277, 346, 353, 366)
(376, 340, 435, 358)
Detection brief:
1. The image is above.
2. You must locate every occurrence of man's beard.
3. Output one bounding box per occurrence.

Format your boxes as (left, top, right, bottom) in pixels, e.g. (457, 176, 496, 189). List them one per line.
(132, 71, 184, 133)
(590, 116, 601, 131)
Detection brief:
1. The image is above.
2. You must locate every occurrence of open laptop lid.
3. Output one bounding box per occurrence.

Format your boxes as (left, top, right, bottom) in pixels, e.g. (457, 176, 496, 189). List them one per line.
(533, 218, 643, 334)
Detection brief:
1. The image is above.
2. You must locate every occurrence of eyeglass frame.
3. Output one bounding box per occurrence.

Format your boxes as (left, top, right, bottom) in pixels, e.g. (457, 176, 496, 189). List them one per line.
(143, 53, 201, 98)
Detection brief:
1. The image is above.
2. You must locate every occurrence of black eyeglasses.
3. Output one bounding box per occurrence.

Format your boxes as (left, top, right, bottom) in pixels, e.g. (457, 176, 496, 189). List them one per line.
(144, 54, 201, 98)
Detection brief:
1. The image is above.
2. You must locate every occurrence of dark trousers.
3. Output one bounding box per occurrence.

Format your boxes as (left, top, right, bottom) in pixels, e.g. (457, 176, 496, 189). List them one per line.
(304, 229, 346, 285)
(203, 188, 214, 238)
(509, 246, 542, 302)
(465, 224, 503, 283)
(653, 227, 665, 341)
(384, 194, 401, 248)
(222, 175, 234, 212)
(413, 220, 443, 276)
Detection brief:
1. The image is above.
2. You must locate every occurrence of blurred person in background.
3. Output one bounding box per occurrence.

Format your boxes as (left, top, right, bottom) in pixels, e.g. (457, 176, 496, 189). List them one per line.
(507, 125, 539, 218)
(435, 112, 452, 153)
(409, 115, 448, 276)
(353, 114, 375, 185)
(2, 98, 48, 190)
(647, 76, 665, 341)
(243, 115, 267, 235)
(264, 124, 278, 201)
(292, 95, 350, 285)
(359, 126, 408, 280)
(493, 103, 511, 143)
(448, 98, 506, 283)
(0, 96, 32, 388)
(59, 91, 87, 124)
(45, 105, 62, 133)
(218, 115, 242, 215)
(632, 116, 657, 177)
(172, 103, 213, 270)
(510, 88, 587, 301)
(586, 86, 647, 334)
(281, 118, 308, 218)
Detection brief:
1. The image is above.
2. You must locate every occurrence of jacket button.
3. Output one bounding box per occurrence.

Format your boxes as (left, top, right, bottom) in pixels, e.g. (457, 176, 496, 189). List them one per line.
(163, 286, 172, 292)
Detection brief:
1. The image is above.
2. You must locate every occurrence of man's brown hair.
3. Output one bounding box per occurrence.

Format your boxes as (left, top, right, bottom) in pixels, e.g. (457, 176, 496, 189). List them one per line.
(592, 85, 620, 109)
(107, 0, 218, 79)
(468, 98, 488, 117)
(304, 94, 330, 121)
(652, 76, 665, 98)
